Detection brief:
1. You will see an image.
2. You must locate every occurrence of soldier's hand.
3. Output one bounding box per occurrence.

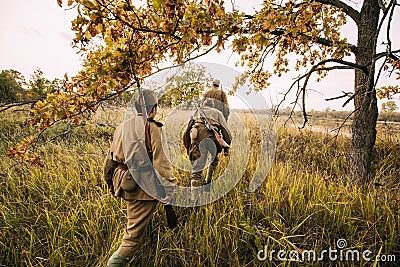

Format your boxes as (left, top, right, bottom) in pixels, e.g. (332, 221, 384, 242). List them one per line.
(223, 149, 230, 157)
(108, 185, 116, 197)
(160, 195, 173, 205)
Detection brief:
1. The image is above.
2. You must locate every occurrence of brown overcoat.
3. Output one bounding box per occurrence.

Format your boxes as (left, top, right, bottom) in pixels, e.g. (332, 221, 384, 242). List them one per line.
(203, 88, 230, 121)
(103, 116, 177, 200)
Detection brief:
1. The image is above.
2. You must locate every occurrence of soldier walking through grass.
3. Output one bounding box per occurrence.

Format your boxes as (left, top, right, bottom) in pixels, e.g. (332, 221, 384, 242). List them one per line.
(183, 96, 231, 191)
(103, 90, 177, 267)
(203, 78, 230, 121)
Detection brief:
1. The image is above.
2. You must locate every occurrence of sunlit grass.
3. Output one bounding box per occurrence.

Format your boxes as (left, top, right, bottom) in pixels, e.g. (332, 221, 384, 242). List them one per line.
(0, 109, 399, 266)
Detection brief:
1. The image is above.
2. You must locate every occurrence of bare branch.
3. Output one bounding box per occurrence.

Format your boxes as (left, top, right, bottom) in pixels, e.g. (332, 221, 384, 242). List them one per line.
(372, 0, 396, 85)
(85, 0, 181, 39)
(275, 75, 302, 116)
(342, 91, 357, 107)
(149, 42, 220, 75)
(315, 0, 361, 24)
(300, 84, 308, 129)
(249, 27, 359, 56)
(276, 59, 357, 118)
(386, 0, 395, 44)
(278, 58, 366, 128)
(378, 0, 395, 13)
(0, 98, 43, 113)
(374, 48, 390, 90)
(375, 49, 400, 61)
(325, 91, 353, 101)
(330, 108, 357, 140)
(46, 124, 72, 143)
(315, 58, 368, 73)
(278, 79, 302, 128)
(325, 91, 355, 107)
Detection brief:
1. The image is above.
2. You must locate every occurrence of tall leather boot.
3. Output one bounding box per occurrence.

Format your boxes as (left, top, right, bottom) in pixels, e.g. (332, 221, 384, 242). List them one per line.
(205, 166, 214, 185)
(107, 251, 129, 267)
(205, 155, 219, 184)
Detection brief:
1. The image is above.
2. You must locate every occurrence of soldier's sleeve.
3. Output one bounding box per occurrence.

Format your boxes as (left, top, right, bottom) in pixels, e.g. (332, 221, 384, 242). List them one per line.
(103, 150, 117, 186)
(182, 118, 195, 154)
(150, 122, 178, 195)
(222, 91, 229, 107)
(103, 125, 124, 186)
(221, 91, 230, 120)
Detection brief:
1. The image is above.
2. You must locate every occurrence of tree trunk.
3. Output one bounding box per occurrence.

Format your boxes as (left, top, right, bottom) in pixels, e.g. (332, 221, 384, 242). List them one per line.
(350, 0, 380, 183)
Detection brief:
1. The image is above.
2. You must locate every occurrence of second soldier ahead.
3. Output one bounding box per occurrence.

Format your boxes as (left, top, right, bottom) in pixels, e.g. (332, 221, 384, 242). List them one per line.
(183, 79, 232, 190)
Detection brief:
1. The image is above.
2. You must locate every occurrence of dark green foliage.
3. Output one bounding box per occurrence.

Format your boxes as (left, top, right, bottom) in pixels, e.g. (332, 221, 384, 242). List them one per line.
(0, 70, 25, 103)
(158, 63, 212, 108)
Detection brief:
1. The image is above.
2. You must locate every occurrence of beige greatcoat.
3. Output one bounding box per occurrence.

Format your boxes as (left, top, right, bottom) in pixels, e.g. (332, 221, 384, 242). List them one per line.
(103, 115, 177, 259)
(103, 115, 177, 200)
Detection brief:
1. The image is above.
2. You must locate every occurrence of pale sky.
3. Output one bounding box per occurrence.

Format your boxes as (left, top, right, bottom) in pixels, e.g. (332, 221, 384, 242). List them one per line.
(1, 0, 399, 111)
(0, 0, 81, 79)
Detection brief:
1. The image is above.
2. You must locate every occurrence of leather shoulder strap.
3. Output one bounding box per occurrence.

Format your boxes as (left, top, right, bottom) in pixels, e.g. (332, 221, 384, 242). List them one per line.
(145, 122, 153, 162)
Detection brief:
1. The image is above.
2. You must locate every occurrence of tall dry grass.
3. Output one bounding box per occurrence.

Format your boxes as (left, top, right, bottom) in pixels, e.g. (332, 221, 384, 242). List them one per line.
(0, 108, 399, 266)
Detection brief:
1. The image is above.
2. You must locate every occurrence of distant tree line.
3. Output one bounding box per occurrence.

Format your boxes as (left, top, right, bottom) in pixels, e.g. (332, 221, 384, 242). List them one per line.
(277, 106, 400, 122)
(0, 68, 63, 105)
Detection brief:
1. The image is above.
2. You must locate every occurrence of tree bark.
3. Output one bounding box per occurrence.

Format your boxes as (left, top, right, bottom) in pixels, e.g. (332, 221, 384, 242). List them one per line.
(350, 0, 380, 183)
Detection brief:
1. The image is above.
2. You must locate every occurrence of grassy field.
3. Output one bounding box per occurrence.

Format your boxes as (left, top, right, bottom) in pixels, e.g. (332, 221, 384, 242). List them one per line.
(0, 107, 399, 266)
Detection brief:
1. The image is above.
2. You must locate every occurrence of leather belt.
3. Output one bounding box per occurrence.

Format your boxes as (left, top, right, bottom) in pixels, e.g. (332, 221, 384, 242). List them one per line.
(117, 164, 128, 171)
(118, 163, 154, 172)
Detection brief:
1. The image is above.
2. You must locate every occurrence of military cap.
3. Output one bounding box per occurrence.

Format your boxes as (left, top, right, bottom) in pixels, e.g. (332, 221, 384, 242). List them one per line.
(212, 79, 220, 87)
(133, 89, 158, 114)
